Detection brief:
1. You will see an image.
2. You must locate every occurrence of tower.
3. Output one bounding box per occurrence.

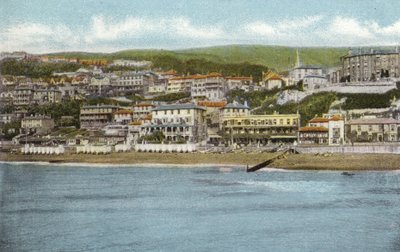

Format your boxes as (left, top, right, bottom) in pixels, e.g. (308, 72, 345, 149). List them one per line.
(295, 48, 302, 68)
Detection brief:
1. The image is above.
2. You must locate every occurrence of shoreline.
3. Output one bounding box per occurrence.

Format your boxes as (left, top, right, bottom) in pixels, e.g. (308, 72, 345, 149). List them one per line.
(1, 152, 400, 170)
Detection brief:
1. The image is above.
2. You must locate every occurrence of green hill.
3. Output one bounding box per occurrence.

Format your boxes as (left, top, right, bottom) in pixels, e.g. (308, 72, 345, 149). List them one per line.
(45, 45, 348, 72)
(177, 45, 347, 71)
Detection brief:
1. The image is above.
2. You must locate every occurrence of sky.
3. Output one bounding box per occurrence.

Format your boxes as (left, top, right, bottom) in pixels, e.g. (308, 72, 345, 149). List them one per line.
(1, 0, 400, 53)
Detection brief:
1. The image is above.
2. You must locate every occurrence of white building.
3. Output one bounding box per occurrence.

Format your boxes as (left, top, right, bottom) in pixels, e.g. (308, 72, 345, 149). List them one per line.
(89, 76, 111, 94)
(140, 104, 207, 143)
(114, 71, 157, 94)
(226, 77, 253, 92)
(167, 76, 193, 94)
(111, 59, 151, 68)
(303, 75, 328, 91)
(191, 73, 227, 100)
(289, 66, 324, 86)
(300, 114, 345, 145)
(113, 109, 133, 124)
(261, 71, 285, 90)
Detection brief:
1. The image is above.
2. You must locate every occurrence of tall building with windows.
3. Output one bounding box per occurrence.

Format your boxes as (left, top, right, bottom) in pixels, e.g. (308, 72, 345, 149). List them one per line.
(340, 48, 400, 82)
(220, 102, 300, 144)
(140, 104, 207, 143)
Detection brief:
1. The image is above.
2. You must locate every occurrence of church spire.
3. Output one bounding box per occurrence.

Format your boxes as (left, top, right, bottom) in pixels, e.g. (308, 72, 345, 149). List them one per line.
(296, 48, 301, 67)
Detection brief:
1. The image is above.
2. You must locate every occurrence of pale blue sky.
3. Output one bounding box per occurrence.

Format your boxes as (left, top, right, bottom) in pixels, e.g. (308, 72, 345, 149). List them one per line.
(1, 0, 400, 53)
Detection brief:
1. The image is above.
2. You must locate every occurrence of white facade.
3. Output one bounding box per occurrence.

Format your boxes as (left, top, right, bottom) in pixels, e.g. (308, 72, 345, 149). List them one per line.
(303, 75, 328, 91)
(308, 115, 345, 145)
(191, 73, 226, 100)
(167, 77, 193, 93)
(289, 66, 324, 85)
(140, 104, 207, 143)
(226, 77, 253, 92)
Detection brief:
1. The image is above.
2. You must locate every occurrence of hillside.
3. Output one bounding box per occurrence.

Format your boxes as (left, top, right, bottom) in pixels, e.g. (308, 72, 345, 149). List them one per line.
(44, 45, 348, 72)
(177, 45, 347, 71)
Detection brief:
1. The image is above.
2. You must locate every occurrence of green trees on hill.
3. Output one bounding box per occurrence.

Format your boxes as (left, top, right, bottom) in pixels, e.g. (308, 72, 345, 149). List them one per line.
(27, 100, 82, 128)
(0, 59, 81, 78)
(153, 92, 191, 102)
(338, 89, 400, 110)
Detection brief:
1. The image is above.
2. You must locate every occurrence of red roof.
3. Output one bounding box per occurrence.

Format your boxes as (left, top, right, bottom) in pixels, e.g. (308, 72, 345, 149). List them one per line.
(114, 109, 133, 115)
(309, 117, 329, 123)
(197, 101, 227, 108)
(299, 126, 329, 132)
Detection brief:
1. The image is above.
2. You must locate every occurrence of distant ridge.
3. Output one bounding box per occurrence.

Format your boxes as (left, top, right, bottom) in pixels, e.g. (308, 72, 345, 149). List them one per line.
(41, 44, 380, 71)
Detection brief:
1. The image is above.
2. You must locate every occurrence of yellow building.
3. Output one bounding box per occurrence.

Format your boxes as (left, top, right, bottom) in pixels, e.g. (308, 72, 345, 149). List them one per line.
(220, 102, 300, 144)
(346, 117, 400, 142)
(21, 115, 55, 134)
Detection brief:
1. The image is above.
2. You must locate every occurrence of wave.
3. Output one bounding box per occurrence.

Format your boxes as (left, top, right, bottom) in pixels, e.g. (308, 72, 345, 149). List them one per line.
(239, 180, 337, 193)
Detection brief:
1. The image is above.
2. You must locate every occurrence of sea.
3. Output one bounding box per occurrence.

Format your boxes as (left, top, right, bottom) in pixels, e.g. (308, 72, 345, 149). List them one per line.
(0, 162, 400, 252)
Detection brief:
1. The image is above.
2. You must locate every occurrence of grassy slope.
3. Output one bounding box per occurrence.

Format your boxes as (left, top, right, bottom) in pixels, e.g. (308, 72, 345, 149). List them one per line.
(177, 45, 347, 71)
(45, 45, 348, 71)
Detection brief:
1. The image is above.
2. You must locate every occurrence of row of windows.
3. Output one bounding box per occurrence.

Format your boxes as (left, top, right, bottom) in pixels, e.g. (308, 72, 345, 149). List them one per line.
(357, 125, 397, 131)
(155, 109, 192, 115)
(224, 118, 297, 126)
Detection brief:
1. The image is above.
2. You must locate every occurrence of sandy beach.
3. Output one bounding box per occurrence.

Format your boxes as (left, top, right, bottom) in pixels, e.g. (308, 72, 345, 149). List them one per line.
(1, 151, 399, 170)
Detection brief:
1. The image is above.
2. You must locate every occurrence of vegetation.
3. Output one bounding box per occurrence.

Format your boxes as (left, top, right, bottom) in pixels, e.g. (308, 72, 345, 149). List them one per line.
(338, 89, 400, 110)
(85, 97, 131, 106)
(0, 59, 81, 78)
(50, 45, 348, 72)
(1, 121, 21, 140)
(141, 131, 165, 143)
(153, 92, 191, 102)
(27, 100, 82, 128)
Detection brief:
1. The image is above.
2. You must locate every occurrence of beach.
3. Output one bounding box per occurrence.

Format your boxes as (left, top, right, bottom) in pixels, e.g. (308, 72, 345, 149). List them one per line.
(1, 151, 399, 170)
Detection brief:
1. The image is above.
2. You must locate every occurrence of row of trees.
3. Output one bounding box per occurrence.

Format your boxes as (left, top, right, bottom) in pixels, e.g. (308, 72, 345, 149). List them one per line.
(0, 59, 81, 78)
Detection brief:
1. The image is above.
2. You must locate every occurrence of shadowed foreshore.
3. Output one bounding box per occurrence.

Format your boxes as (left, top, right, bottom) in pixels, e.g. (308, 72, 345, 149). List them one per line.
(1, 152, 399, 170)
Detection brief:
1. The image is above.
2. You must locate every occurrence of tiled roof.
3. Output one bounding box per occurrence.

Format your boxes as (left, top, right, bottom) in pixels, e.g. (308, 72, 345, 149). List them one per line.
(309, 117, 329, 123)
(197, 101, 227, 107)
(299, 126, 328, 132)
(263, 71, 283, 81)
(223, 102, 250, 109)
(226, 76, 252, 81)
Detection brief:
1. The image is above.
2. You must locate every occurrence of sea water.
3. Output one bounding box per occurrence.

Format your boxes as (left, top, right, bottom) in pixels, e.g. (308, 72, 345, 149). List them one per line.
(0, 162, 400, 251)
